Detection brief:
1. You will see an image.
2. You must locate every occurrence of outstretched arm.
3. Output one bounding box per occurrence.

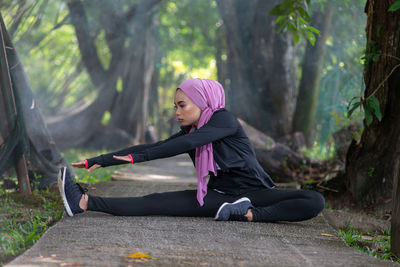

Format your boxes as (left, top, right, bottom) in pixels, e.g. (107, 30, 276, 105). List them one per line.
(127, 111, 238, 163)
(72, 130, 186, 171)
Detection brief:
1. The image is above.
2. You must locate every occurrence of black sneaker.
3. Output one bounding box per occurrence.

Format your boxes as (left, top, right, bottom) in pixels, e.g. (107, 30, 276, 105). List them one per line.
(57, 167, 87, 217)
(215, 197, 254, 221)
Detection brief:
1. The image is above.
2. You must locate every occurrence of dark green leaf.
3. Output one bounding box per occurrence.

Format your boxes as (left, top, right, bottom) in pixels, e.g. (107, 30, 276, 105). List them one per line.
(305, 31, 316, 46)
(297, 16, 307, 24)
(364, 106, 373, 126)
(292, 31, 300, 44)
(306, 26, 320, 35)
(367, 96, 382, 121)
(287, 22, 298, 33)
(269, 4, 290, 16)
(388, 0, 400, 11)
(297, 7, 311, 22)
(347, 101, 361, 118)
(367, 96, 379, 110)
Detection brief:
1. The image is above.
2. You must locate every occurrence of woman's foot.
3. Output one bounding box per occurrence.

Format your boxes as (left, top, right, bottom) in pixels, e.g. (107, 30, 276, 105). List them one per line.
(57, 167, 87, 216)
(215, 197, 254, 221)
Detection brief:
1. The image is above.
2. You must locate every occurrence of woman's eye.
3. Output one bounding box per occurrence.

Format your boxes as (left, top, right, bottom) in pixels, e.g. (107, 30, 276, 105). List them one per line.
(173, 106, 177, 110)
(179, 105, 185, 109)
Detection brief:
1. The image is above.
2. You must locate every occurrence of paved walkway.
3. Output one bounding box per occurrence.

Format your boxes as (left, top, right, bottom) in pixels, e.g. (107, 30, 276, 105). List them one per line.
(7, 155, 398, 266)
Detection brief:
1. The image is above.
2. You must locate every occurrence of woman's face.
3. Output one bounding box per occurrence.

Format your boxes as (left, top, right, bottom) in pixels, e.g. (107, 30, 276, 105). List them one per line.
(174, 89, 202, 126)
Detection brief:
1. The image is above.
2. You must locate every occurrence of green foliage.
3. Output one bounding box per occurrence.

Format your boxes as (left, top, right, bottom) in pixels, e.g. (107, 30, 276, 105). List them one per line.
(300, 141, 335, 160)
(101, 111, 111, 126)
(346, 96, 382, 126)
(61, 149, 125, 183)
(338, 225, 400, 263)
(364, 96, 382, 125)
(362, 41, 381, 65)
(312, 0, 366, 147)
(0, 188, 63, 261)
(156, 0, 220, 135)
(3, 0, 95, 116)
(367, 167, 375, 177)
(389, 0, 400, 11)
(159, 0, 219, 74)
(270, 0, 320, 45)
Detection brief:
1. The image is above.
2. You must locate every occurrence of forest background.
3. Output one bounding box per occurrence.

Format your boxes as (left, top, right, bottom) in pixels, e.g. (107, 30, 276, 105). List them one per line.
(1, 0, 367, 197)
(1, 0, 366, 147)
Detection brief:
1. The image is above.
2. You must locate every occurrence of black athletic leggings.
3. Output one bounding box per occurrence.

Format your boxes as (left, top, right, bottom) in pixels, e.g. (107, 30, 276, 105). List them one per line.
(87, 188, 325, 222)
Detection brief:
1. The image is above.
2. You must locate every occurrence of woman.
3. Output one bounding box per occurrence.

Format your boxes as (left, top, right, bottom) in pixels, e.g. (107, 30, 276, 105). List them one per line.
(59, 78, 324, 222)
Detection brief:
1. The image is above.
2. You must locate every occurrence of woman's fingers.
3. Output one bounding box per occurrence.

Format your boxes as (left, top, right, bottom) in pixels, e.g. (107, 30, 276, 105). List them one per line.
(113, 155, 132, 162)
(87, 164, 100, 173)
(71, 161, 86, 168)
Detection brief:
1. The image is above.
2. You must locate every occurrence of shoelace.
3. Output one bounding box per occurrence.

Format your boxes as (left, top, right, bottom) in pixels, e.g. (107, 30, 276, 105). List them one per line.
(76, 183, 88, 194)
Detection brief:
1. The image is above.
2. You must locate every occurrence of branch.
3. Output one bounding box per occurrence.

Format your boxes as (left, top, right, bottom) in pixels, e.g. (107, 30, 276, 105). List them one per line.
(368, 54, 400, 98)
(67, 0, 106, 88)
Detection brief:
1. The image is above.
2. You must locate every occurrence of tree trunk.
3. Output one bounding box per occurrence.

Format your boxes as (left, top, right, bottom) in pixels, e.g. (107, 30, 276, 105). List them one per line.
(292, 7, 333, 142)
(1, 14, 69, 188)
(392, 157, 400, 256)
(109, 12, 157, 144)
(216, 0, 297, 138)
(345, 1, 400, 209)
(47, 0, 161, 148)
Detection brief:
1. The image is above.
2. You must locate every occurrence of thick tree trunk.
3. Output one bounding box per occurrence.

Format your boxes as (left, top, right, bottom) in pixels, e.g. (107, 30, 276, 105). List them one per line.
(216, 0, 297, 137)
(345, 1, 400, 209)
(292, 7, 333, 142)
(109, 13, 157, 144)
(1, 15, 69, 187)
(392, 157, 400, 256)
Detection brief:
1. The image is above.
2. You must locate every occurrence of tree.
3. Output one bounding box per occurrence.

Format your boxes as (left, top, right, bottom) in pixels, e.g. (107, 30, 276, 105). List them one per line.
(46, 0, 161, 148)
(216, 0, 298, 137)
(345, 0, 400, 255)
(1, 14, 69, 188)
(292, 6, 333, 142)
(345, 0, 400, 207)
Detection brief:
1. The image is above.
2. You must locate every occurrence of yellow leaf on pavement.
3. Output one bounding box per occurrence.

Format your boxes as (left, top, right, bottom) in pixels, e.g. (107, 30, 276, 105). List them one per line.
(321, 233, 335, 237)
(126, 252, 150, 259)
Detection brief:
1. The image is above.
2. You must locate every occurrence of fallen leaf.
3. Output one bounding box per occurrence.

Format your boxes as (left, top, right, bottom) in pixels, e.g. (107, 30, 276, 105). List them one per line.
(361, 235, 374, 241)
(126, 252, 150, 259)
(321, 233, 335, 237)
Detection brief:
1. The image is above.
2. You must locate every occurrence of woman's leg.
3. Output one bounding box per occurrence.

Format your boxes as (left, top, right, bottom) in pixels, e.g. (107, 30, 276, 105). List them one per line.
(87, 189, 239, 217)
(243, 189, 324, 222)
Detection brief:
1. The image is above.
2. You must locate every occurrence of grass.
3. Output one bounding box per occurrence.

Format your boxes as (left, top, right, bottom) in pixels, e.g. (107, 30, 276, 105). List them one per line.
(0, 188, 64, 265)
(0, 149, 125, 265)
(338, 224, 400, 263)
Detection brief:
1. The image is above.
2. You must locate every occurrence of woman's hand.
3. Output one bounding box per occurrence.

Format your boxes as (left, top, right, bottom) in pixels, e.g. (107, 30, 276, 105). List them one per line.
(71, 161, 101, 173)
(113, 155, 133, 163)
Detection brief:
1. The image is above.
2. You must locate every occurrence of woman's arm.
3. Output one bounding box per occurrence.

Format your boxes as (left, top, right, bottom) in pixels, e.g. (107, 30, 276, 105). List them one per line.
(81, 131, 186, 169)
(131, 111, 238, 163)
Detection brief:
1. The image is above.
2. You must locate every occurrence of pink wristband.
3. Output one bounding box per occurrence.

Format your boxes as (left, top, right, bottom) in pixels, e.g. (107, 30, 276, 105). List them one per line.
(84, 159, 89, 169)
(128, 154, 134, 164)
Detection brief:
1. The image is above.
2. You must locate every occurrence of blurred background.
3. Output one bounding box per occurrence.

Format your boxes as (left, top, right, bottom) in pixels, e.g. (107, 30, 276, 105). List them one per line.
(1, 0, 366, 154)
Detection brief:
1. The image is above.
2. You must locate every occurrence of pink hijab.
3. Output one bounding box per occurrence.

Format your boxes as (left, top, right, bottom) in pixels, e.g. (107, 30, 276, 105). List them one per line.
(178, 78, 225, 206)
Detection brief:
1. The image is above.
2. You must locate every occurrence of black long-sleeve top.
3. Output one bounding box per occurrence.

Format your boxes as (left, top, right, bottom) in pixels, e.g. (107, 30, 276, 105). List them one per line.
(86, 108, 275, 195)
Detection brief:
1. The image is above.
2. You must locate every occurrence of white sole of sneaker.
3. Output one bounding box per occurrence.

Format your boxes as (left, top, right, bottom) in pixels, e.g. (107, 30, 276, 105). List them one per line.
(57, 167, 74, 217)
(214, 197, 251, 220)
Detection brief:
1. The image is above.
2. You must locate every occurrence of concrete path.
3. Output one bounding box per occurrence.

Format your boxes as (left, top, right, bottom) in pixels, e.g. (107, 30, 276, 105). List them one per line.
(7, 155, 398, 266)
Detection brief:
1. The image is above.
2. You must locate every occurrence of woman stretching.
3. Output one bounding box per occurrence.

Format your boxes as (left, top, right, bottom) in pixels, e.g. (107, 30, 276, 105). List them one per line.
(58, 78, 324, 222)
